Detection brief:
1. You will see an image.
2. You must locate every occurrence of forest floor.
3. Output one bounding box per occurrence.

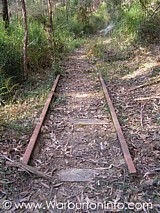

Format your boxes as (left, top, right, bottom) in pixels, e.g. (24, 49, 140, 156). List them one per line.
(0, 37, 160, 212)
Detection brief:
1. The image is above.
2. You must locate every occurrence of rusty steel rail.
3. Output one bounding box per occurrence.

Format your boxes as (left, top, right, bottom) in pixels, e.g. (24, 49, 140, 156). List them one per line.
(99, 73, 136, 174)
(22, 75, 60, 164)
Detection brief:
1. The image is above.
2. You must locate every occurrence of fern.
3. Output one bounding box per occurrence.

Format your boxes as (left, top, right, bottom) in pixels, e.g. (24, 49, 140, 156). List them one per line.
(0, 77, 19, 103)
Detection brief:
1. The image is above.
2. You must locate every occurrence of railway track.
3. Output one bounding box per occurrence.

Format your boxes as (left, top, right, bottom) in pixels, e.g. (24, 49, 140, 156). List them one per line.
(17, 48, 137, 212)
(22, 52, 136, 175)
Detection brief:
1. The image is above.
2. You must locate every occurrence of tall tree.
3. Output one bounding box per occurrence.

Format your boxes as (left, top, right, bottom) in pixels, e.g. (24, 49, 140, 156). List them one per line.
(2, 0, 9, 28)
(16, 0, 19, 20)
(21, 0, 28, 80)
(48, 0, 53, 33)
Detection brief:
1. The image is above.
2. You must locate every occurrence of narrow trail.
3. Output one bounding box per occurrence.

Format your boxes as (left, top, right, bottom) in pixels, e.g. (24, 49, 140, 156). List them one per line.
(18, 48, 126, 212)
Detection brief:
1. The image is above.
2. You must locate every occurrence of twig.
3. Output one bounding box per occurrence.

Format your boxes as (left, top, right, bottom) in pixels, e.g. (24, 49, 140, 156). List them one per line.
(0, 180, 14, 184)
(130, 77, 160, 91)
(134, 95, 160, 101)
(144, 168, 160, 178)
(140, 103, 145, 129)
(151, 5, 160, 18)
(139, 0, 152, 16)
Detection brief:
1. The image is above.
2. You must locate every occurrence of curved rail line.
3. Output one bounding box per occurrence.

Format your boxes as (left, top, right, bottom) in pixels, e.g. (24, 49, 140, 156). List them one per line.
(22, 73, 136, 174)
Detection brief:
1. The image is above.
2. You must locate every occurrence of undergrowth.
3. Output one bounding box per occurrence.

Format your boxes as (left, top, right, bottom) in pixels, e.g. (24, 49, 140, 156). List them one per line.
(0, 1, 108, 104)
(0, 68, 56, 139)
(111, 2, 145, 48)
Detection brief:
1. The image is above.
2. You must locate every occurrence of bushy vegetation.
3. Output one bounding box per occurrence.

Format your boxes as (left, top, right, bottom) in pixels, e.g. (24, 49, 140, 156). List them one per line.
(0, 22, 23, 79)
(67, 2, 108, 35)
(114, 2, 145, 43)
(0, 19, 50, 103)
(106, 0, 160, 46)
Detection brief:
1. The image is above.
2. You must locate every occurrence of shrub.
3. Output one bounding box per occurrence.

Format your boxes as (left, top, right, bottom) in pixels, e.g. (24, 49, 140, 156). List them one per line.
(0, 22, 23, 82)
(27, 21, 51, 69)
(55, 2, 108, 36)
(0, 76, 19, 105)
(138, 15, 160, 43)
(111, 2, 145, 46)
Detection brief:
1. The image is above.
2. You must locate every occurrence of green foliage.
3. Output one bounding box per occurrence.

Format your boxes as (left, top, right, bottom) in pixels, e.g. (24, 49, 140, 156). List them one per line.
(52, 21, 85, 60)
(0, 76, 19, 104)
(55, 2, 108, 36)
(0, 19, 51, 103)
(0, 22, 23, 81)
(26, 1, 48, 25)
(28, 21, 51, 69)
(106, 1, 145, 48)
(53, 24, 71, 56)
(71, 13, 107, 35)
(112, 2, 145, 45)
(0, 19, 51, 78)
(108, 0, 160, 45)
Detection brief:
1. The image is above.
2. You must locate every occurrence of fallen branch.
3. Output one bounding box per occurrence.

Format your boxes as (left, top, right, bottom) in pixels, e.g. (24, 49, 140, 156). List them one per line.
(1, 155, 52, 179)
(130, 77, 160, 91)
(8, 161, 52, 179)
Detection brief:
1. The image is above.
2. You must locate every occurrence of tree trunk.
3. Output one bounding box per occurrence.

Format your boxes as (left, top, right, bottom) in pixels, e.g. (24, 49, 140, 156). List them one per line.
(16, 0, 19, 20)
(66, 0, 70, 21)
(2, 0, 9, 28)
(21, 0, 28, 80)
(48, 0, 53, 34)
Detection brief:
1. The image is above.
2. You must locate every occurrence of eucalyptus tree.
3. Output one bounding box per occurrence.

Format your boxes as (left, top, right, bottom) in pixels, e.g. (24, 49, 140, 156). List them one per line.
(21, 0, 28, 79)
(1, 0, 9, 28)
